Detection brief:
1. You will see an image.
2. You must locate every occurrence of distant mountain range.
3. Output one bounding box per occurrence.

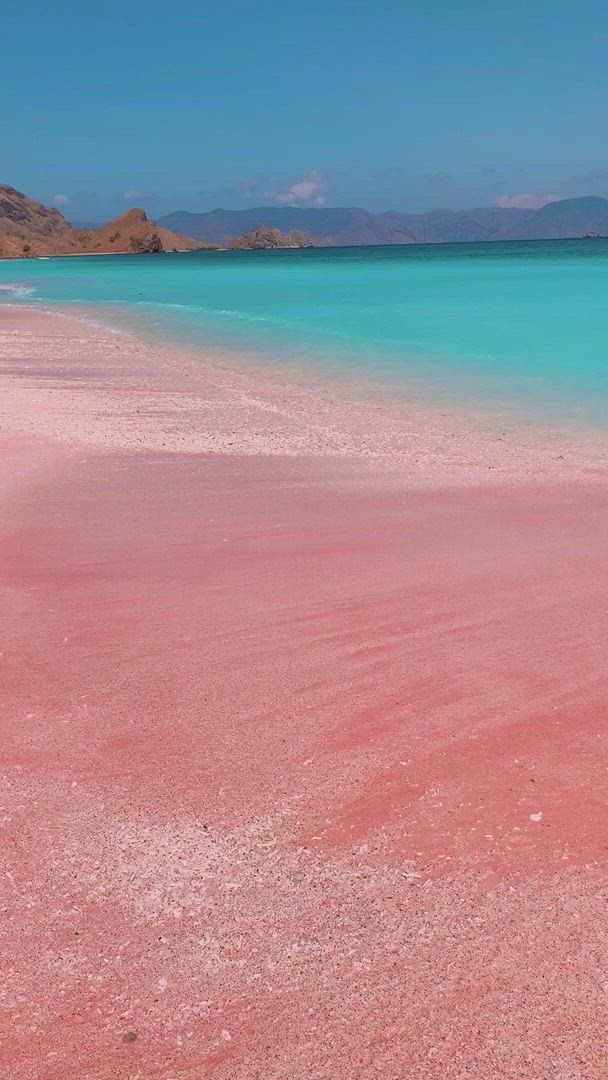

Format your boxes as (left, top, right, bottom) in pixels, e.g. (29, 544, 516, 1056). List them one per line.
(158, 196, 608, 247)
(3, 186, 608, 257)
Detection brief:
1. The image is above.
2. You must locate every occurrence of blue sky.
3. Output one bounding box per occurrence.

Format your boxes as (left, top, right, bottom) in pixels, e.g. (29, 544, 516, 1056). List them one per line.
(4, 0, 608, 220)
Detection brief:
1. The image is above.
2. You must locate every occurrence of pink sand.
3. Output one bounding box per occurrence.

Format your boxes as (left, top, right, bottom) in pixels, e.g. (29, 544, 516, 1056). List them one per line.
(1, 306, 608, 1079)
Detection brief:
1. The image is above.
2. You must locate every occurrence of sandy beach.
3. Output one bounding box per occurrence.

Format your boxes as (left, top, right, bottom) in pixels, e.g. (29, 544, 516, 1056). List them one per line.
(2, 304, 608, 1079)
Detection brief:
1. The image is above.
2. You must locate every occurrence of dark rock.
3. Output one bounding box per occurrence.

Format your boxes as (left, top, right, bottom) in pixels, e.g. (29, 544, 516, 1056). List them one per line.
(229, 225, 313, 250)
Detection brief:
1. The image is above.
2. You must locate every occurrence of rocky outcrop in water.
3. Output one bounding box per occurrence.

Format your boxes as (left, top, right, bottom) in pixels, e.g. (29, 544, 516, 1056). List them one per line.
(228, 225, 313, 250)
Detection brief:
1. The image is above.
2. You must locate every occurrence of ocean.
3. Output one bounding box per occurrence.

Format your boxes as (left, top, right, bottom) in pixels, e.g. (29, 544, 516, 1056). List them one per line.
(2, 238, 608, 425)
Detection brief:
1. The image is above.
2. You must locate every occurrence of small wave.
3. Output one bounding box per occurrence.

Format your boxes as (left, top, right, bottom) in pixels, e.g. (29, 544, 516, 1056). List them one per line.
(0, 283, 35, 297)
(131, 300, 200, 311)
(67, 312, 127, 335)
(41, 305, 129, 336)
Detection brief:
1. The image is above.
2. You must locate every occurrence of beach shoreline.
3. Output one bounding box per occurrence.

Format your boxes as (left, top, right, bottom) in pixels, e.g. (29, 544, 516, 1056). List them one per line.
(1, 302, 607, 484)
(2, 304, 608, 1079)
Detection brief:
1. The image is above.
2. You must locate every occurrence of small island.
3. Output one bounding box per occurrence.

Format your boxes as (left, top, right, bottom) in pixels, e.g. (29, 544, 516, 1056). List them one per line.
(228, 225, 313, 250)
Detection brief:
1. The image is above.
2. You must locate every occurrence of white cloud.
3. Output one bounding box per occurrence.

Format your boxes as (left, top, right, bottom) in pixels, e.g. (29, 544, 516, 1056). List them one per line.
(269, 171, 327, 206)
(496, 193, 561, 210)
(123, 189, 143, 201)
(52, 193, 69, 206)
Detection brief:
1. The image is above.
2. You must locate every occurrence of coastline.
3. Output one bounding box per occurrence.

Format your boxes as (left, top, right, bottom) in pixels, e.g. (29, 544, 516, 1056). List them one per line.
(2, 303, 608, 1079)
(1, 302, 607, 484)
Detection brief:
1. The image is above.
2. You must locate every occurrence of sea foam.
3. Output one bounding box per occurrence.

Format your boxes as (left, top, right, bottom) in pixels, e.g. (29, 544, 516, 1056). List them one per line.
(0, 283, 35, 297)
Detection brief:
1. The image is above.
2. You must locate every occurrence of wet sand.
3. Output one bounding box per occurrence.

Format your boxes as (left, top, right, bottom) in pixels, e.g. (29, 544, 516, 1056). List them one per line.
(2, 306, 608, 1079)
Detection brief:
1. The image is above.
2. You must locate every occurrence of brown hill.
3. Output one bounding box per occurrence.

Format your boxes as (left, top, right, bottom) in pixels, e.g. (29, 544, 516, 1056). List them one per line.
(0, 186, 211, 257)
(228, 225, 313, 250)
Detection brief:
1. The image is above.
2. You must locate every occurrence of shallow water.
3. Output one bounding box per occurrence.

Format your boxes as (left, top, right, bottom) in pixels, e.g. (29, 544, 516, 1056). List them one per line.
(2, 239, 608, 424)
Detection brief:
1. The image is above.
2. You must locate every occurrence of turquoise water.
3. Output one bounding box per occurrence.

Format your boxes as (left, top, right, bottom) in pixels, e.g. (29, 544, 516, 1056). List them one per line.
(2, 239, 608, 423)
